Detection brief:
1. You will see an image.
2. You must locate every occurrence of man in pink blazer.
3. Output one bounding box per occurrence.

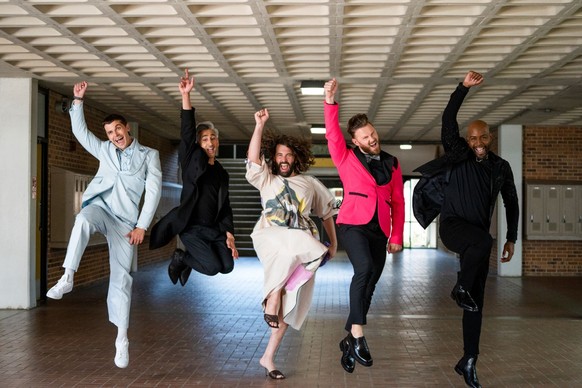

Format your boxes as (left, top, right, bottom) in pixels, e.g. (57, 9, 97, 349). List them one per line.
(324, 78, 405, 373)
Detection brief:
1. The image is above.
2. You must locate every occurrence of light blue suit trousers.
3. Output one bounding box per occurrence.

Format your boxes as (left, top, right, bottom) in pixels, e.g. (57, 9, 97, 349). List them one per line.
(63, 204, 134, 329)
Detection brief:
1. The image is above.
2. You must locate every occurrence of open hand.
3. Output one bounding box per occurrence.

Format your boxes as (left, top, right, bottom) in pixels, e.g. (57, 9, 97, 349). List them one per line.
(127, 227, 145, 245)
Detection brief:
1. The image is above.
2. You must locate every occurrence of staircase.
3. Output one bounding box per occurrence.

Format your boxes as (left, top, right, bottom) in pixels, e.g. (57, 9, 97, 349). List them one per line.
(220, 159, 261, 257)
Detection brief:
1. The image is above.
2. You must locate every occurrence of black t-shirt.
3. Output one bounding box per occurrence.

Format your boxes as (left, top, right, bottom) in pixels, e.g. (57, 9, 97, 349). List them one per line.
(189, 163, 220, 226)
(441, 157, 492, 230)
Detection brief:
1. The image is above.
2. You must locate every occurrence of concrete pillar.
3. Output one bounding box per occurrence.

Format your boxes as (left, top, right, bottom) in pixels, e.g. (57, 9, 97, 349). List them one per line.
(0, 78, 37, 308)
(497, 124, 523, 277)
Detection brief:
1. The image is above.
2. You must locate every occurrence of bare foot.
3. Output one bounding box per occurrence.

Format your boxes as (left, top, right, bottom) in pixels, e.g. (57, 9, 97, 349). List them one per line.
(259, 356, 276, 373)
(264, 292, 280, 317)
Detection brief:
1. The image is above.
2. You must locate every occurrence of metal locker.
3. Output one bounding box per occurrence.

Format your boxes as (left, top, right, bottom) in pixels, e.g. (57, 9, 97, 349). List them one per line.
(545, 186, 560, 235)
(562, 186, 577, 236)
(526, 185, 544, 237)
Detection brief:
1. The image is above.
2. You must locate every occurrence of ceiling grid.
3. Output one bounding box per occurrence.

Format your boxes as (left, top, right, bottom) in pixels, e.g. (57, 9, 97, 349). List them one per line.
(0, 0, 580, 142)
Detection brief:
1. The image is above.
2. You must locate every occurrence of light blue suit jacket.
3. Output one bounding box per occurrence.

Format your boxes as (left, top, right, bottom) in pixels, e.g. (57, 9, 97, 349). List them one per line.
(69, 103, 162, 230)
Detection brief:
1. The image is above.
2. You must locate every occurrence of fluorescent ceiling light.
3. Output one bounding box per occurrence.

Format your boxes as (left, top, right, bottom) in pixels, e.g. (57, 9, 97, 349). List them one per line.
(310, 124, 326, 134)
(399, 144, 412, 150)
(300, 80, 325, 95)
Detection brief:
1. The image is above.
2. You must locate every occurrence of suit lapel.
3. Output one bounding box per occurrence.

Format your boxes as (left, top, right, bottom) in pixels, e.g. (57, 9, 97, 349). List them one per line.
(353, 147, 372, 173)
(126, 139, 147, 173)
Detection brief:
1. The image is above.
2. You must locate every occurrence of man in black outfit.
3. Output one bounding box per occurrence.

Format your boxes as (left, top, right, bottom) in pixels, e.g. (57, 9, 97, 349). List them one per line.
(150, 69, 238, 285)
(413, 71, 519, 388)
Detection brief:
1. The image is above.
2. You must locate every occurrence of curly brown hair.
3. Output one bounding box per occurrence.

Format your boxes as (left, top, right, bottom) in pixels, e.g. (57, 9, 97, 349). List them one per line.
(262, 130, 315, 175)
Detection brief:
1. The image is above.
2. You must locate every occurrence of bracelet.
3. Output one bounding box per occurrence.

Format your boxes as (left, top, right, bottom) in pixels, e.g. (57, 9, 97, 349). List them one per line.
(73, 96, 83, 101)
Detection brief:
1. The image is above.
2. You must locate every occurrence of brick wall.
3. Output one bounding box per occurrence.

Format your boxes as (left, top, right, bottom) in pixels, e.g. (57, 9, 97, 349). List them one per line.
(488, 126, 582, 276)
(522, 126, 582, 276)
(47, 90, 179, 288)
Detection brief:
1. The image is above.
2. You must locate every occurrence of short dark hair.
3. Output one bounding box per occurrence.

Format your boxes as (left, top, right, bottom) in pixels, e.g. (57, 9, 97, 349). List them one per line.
(347, 113, 372, 138)
(102, 114, 128, 127)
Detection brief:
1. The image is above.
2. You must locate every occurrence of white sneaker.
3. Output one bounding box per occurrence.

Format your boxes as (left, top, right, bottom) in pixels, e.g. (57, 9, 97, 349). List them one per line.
(46, 274, 73, 300)
(114, 338, 129, 368)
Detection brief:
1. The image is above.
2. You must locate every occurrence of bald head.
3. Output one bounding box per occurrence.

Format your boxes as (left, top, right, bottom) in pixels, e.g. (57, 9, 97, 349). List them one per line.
(466, 120, 491, 160)
(467, 120, 489, 136)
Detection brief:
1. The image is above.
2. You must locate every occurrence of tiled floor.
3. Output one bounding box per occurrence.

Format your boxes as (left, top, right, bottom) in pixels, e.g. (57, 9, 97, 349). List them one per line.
(1, 249, 581, 387)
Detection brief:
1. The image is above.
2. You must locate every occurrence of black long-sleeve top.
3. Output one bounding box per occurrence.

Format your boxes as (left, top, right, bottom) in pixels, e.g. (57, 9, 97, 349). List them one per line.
(440, 83, 519, 242)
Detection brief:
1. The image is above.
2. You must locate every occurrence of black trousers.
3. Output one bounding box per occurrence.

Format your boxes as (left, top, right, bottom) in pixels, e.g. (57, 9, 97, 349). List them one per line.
(339, 223, 388, 332)
(439, 216, 493, 356)
(179, 224, 234, 276)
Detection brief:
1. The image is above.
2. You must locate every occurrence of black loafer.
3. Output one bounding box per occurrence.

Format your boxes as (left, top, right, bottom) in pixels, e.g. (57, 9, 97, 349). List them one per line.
(168, 249, 186, 285)
(450, 284, 479, 312)
(347, 333, 373, 367)
(454, 355, 481, 388)
(339, 336, 355, 373)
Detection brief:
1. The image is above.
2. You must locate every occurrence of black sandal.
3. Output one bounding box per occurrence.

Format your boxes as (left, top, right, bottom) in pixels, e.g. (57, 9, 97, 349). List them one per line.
(263, 313, 279, 329)
(265, 369, 285, 379)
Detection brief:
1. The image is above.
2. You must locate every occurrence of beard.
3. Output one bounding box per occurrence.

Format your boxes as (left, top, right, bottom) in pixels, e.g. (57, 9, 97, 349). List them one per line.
(275, 162, 295, 177)
(359, 143, 380, 156)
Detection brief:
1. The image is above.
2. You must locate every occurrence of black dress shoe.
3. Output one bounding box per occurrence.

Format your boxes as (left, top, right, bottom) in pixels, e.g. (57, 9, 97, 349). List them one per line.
(347, 333, 373, 367)
(339, 336, 355, 373)
(454, 355, 482, 388)
(168, 249, 186, 285)
(450, 284, 479, 312)
(179, 266, 192, 287)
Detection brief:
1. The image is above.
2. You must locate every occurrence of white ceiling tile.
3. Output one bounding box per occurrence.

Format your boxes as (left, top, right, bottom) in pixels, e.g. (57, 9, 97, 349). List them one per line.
(110, 4, 177, 16)
(0, 0, 580, 141)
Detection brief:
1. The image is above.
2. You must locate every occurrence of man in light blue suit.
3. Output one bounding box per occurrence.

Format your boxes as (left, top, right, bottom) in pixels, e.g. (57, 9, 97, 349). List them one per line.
(47, 81, 162, 369)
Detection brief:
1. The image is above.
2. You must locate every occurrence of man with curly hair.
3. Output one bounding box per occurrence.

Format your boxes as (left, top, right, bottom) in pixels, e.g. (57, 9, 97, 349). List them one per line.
(246, 109, 338, 380)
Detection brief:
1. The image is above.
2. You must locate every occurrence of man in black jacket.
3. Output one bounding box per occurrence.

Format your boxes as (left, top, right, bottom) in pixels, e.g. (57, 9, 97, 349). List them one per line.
(150, 69, 238, 286)
(413, 71, 519, 388)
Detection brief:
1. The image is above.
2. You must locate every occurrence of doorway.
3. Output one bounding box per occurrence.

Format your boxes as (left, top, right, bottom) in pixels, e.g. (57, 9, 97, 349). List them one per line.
(36, 89, 48, 300)
(403, 178, 437, 248)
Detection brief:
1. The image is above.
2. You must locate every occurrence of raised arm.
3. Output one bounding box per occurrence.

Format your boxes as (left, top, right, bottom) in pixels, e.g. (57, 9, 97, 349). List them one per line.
(69, 81, 102, 159)
(323, 78, 350, 164)
(248, 108, 269, 165)
(324, 78, 337, 105)
(180, 68, 194, 110)
(441, 71, 483, 156)
(72, 81, 87, 106)
(178, 69, 197, 164)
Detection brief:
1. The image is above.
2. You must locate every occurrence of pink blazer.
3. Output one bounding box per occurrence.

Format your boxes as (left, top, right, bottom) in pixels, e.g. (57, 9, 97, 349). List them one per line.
(324, 102, 405, 245)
